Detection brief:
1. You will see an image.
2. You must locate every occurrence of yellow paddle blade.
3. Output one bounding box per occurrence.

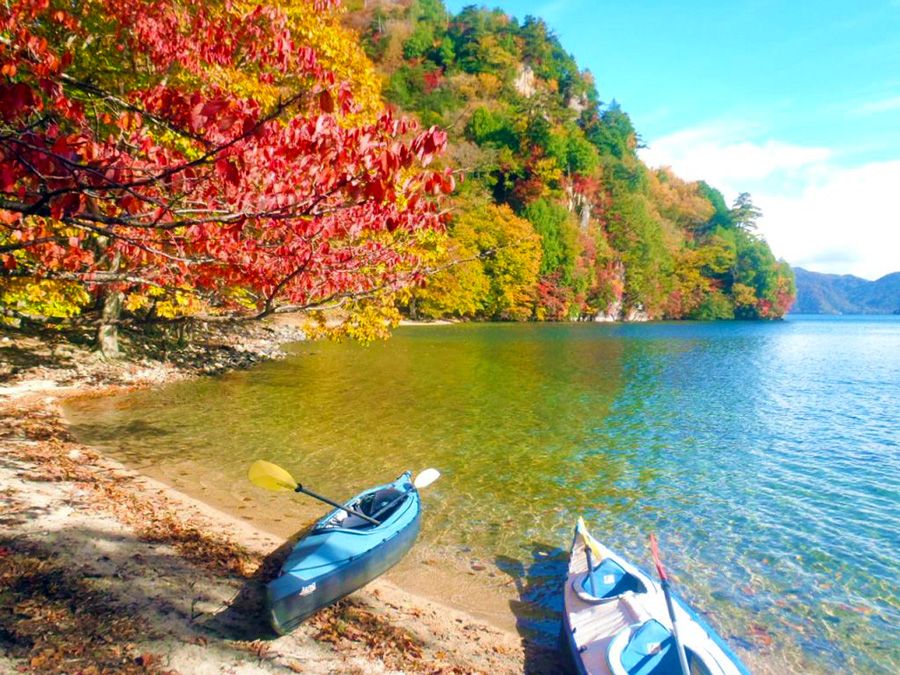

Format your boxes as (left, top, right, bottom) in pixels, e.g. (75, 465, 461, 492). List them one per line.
(248, 460, 298, 492)
(576, 517, 604, 561)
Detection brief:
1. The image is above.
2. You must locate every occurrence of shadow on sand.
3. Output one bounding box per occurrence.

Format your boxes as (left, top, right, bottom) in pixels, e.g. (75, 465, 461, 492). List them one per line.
(202, 526, 311, 641)
(496, 542, 570, 674)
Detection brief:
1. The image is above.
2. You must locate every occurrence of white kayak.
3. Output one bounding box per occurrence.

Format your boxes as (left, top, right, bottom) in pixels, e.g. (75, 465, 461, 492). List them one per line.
(562, 518, 750, 675)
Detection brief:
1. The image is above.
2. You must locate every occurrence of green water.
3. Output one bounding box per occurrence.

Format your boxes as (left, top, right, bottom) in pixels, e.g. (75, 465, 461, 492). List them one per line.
(64, 318, 900, 673)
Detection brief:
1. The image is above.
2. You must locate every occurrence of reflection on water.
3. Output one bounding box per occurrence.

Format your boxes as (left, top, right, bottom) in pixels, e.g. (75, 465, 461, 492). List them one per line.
(65, 318, 900, 673)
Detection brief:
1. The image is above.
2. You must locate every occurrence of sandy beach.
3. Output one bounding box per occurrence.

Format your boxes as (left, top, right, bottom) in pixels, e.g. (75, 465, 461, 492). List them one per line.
(0, 327, 558, 674)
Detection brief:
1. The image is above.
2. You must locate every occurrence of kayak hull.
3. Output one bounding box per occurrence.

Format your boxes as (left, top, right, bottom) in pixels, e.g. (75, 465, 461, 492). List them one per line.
(562, 522, 749, 675)
(267, 472, 421, 634)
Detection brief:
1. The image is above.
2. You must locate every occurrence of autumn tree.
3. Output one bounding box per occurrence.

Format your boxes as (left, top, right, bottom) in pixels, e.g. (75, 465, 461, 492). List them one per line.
(414, 201, 540, 320)
(1, 0, 453, 354)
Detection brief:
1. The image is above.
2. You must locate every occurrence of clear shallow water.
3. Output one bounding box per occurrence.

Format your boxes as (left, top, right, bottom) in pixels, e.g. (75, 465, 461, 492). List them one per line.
(64, 317, 900, 672)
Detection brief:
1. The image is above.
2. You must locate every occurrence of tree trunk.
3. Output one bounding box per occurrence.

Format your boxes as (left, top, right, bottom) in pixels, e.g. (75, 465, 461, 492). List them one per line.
(97, 289, 123, 359)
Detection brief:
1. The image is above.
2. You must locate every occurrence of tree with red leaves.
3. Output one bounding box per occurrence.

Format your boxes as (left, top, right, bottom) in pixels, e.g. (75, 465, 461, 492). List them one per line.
(0, 0, 453, 354)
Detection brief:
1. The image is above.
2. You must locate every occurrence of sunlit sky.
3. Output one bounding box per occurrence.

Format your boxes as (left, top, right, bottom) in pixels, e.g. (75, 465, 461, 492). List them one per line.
(445, 0, 900, 279)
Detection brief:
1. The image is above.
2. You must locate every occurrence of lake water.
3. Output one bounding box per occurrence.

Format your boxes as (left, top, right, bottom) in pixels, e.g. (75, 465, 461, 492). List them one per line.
(64, 316, 900, 673)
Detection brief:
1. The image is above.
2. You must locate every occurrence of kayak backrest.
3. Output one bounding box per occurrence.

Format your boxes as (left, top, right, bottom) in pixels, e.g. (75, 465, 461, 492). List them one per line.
(608, 619, 677, 675)
(608, 619, 716, 675)
(579, 557, 647, 601)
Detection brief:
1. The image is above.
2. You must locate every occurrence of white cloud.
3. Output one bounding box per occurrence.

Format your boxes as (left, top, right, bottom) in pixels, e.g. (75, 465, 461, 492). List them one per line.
(639, 123, 831, 191)
(853, 95, 900, 116)
(639, 124, 900, 280)
(758, 161, 900, 280)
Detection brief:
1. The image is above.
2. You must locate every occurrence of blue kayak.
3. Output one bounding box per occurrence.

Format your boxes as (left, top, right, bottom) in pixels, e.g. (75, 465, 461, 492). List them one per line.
(266, 472, 421, 634)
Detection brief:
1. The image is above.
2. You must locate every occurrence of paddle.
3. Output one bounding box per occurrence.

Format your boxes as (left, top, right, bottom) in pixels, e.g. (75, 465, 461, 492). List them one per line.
(413, 468, 441, 489)
(248, 460, 441, 527)
(576, 517, 602, 597)
(649, 533, 691, 675)
(249, 459, 380, 525)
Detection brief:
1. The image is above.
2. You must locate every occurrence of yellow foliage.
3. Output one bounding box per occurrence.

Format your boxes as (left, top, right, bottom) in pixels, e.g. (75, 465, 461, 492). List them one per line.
(154, 290, 205, 319)
(648, 169, 715, 231)
(531, 157, 562, 190)
(0, 279, 90, 322)
(277, 1, 383, 121)
(181, 1, 384, 122)
(124, 293, 150, 313)
(123, 288, 206, 319)
(308, 294, 403, 343)
(732, 282, 758, 308)
(415, 235, 491, 318)
(415, 202, 541, 320)
(448, 72, 502, 100)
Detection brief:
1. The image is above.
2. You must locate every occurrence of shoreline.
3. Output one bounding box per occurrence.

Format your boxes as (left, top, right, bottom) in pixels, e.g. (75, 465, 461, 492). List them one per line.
(0, 325, 554, 673)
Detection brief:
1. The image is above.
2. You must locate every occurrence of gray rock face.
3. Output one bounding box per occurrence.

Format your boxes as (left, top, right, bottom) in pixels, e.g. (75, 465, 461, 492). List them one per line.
(624, 306, 649, 322)
(513, 65, 536, 97)
(594, 300, 622, 322)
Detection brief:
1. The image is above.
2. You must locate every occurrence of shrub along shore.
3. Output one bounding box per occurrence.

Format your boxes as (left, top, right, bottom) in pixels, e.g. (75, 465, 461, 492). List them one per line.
(0, 323, 555, 674)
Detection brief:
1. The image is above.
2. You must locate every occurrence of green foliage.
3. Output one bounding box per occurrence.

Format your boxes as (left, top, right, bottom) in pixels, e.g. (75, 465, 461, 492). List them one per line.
(563, 130, 599, 176)
(693, 290, 735, 320)
(522, 199, 580, 282)
(729, 192, 762, 232)
(403, 24, 435, 60)
(465, 107, 519, 150)
(697, 182, 734, 232)
(384, 64, 462, 126)
(584, 102, 638, 160)
(605, 191, 674, 314)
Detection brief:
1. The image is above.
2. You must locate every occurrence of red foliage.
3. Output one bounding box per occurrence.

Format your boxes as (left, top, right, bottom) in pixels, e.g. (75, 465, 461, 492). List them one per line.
(423, 68, 444, 93)
(0, 0, 452, 316)
(536, 273, 570, 320)
(590, 260, 624, 314)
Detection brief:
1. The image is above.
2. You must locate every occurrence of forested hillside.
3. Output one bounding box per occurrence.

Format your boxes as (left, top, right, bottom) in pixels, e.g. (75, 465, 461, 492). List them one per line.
(347, 0, 795, 321)
(792, 268, 900, 314)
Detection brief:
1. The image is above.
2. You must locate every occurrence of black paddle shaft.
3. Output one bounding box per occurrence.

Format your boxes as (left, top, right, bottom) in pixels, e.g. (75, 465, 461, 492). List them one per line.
(295, 484, 380, 526)
(660, 578, 691, 675)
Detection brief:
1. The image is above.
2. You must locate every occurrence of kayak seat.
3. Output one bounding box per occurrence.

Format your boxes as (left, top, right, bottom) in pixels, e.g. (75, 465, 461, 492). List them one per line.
(579, 557, 647, 601)
(336, 488, 406, 529)
(607, 619, 713, 675)
(608, 619, 678, 675)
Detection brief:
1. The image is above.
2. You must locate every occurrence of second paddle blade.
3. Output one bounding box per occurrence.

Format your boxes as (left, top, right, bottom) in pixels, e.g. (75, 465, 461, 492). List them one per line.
(414, 468, 441, 489)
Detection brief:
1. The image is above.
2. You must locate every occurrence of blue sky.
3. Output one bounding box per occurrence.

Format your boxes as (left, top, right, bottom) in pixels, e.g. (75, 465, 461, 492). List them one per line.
(445, 0, 900, 279)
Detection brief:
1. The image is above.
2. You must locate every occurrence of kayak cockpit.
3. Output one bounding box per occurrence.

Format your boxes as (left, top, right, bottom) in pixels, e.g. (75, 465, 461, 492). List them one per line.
(322, 486, 410, 530)
(607, 619, 717, 675)
(574, 557, 648, 603)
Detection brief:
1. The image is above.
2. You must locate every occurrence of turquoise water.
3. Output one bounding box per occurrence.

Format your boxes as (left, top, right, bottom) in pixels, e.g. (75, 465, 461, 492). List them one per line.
(64, 316, 900, 672)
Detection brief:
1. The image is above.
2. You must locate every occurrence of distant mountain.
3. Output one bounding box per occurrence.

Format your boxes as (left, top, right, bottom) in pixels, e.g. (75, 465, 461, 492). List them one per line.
(791, 268, 900, 314)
